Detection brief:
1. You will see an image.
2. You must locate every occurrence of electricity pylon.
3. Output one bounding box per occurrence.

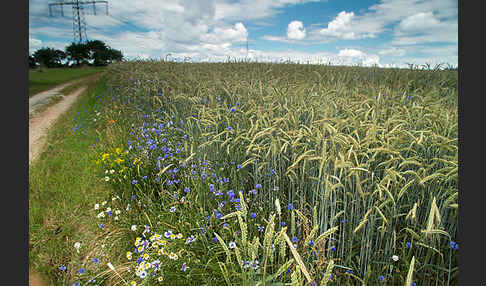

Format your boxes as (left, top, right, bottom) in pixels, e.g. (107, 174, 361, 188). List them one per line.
(48, 0, 108, 44)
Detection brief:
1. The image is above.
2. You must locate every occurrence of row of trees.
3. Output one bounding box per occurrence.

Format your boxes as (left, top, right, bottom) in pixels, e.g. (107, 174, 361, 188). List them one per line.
(30, 40, 123, 68)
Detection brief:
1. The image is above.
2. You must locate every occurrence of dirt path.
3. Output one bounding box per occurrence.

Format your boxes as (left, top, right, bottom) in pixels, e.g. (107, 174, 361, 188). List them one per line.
(29, 82, 87, 286)
(29, 85, 87, 165)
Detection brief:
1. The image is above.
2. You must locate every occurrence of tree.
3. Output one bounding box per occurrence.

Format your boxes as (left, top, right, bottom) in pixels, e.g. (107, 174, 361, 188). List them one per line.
(85, 40, 124, 66)
(65, 42, 90, 66)
(29, 55, 37, 68)
(32, 47, 66, 68)
(107, 48, 123, 63)
(65, 39, 124, 67)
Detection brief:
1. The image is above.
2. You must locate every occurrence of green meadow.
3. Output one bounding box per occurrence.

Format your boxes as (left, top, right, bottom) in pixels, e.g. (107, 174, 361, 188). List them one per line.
(29, 66, 106, 97)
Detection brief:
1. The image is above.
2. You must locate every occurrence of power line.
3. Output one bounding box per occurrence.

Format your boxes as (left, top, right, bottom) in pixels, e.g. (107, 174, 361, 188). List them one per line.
(48, 0, 109, 44)
(105, 13, 147, 33)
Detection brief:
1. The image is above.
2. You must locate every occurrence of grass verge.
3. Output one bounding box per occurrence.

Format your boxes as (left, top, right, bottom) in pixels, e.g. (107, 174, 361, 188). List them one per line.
(29, 74, 121, 285)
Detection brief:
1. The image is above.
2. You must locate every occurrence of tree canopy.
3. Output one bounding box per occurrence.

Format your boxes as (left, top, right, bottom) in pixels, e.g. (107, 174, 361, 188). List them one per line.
(32, 47, 66, 68)
(30, 39, 124, 68)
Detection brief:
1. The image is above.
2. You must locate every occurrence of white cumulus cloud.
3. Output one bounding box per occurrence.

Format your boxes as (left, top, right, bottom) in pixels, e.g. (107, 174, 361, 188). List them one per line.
(338, 48, 364, 58)
(396, 11, 442, 34)
(379, 47, 406, 57)
(287, 20, 306, 40)
(338, 48, 380, 67)
(318, 11, 359, 40)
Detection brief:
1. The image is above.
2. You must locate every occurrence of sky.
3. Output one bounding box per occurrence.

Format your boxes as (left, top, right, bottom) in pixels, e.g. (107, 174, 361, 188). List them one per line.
(29, 0, 458, 68)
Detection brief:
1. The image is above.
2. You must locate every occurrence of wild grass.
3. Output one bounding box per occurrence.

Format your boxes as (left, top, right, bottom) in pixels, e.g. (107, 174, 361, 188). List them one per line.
(29, 76, 127, 285)
(31, 60, 458, 285)
(29, 66, 105, 97)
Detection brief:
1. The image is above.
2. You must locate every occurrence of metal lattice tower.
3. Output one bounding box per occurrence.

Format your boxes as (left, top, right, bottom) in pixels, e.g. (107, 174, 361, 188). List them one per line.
(49, 0, 109, 44)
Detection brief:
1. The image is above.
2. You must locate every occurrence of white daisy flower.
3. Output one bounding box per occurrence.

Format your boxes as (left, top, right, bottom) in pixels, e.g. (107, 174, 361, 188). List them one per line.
(392, 255, 399, 262)
(94, 203, 99, 210)
(131, 225, 137, 232)
(228, 241, 236, 249)
(168, 252, 178, 260)
(74, 242, 81, 253)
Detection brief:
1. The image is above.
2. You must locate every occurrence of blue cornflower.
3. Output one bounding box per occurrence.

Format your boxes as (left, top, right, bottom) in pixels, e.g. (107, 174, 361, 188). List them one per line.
(450, 241, 459, 251)
(346, 269, 353, 274)
(330, 246, 336, 252)
(341, 219, 348, 224)
(255, 184, 262, 189)
(59, 265, 67, 271)
(201, 173, 207, 180)
(78, 268, 86, 274)
(227, 126, 233, 131)
(235, 204, 242, 211)
(214, 209, 223, 219)
(258, 225, 264, 232)
(237, 164, 242, 169)
(73, 282, 81, 286)
(407, 242, 412, 249)
(288, 203, 294, 211)
(281, 221, 286, 227)
(92, 258, 100, 264)
(212, 237, 218, 243)
(230, 107, 236, 112)
(132, 179, 138, 185)
(99, 224, 104, 230)
(249, 189, 257, 195)
(184, 187, 191, 193)
(308, 240, 315, 246)
(223, 223, 230, 228)
(250, 212, 257, 219)
(292, 237, 298, 243)
(378, 275, 385, 281)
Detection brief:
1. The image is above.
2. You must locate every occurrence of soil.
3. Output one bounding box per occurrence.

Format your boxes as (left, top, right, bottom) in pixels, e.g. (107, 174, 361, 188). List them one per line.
(29, 81, 87, 285)
(29, 84, 86, 165)
(29, 268, 48, 286)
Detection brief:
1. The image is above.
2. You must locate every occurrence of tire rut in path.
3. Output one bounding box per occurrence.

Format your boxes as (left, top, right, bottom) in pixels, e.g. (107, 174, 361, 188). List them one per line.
(29, 86, 86, 165)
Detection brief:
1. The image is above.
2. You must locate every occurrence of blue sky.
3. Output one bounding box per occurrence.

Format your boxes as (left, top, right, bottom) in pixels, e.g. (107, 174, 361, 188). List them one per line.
(29, 0, 458, 68)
